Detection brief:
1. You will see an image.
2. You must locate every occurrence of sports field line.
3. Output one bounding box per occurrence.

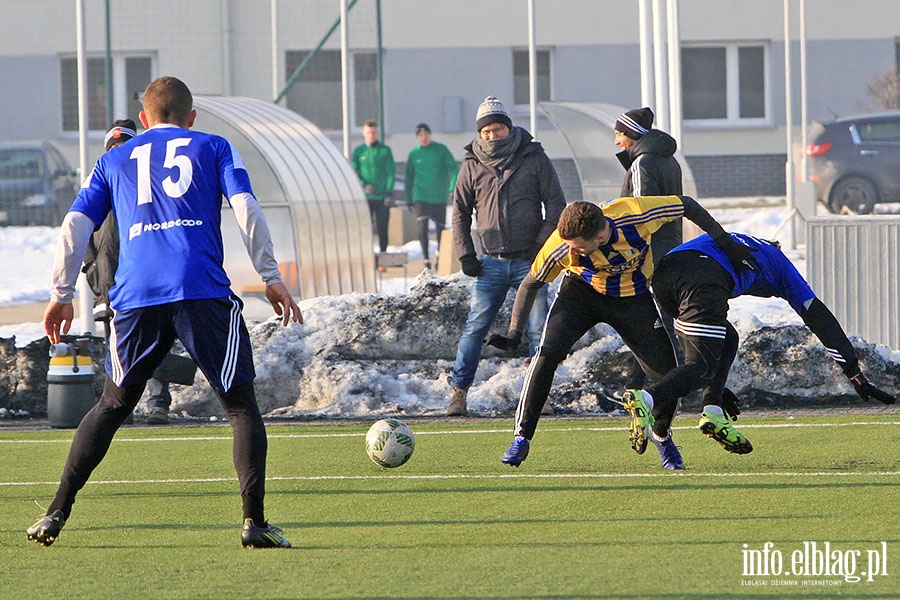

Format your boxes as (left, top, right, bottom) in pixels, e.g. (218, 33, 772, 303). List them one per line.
(0, 420, 896, 444)
(3, 471, 899, 488)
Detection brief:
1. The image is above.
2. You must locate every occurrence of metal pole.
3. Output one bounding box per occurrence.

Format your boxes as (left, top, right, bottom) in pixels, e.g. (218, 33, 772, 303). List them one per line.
(104, 0, 113, 123)
(528, 0, 537, 136)
(652, 0, 669, 132)
(376, 0, 384, 139)
(666, 0, 682, 147)
(784, 0, 796, 249)
(340, 0, 350, 158)
(222, 0, 232, 96)
(799, 0, 808, 182)
(76, 0, 94, 334)
(271, 0, 278, 102)
(638, 0, 654, 108)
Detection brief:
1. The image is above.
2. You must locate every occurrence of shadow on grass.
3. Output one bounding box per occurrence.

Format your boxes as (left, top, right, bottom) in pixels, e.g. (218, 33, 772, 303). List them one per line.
(284, 596, 894, 600)
(268, 596, 893, 600)
(8, 478, 896, 503)
(265, 478, 899, 496)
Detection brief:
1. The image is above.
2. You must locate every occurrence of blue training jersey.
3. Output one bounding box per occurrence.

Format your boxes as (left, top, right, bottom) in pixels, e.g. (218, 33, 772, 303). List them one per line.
(670, 232, 816, 314)
(72, 125, 254, 310)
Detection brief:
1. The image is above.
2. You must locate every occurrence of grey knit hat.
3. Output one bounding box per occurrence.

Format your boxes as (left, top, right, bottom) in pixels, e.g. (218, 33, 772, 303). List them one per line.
(615, 107, 654, 140)
(475, 96, 513, 132)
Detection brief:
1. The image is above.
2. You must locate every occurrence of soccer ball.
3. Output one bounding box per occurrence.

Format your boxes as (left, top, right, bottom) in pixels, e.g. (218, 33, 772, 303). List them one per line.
(365, 418, 415, 468)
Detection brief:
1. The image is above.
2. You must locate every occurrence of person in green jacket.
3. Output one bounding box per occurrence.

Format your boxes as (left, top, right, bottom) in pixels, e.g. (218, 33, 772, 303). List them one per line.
(352, 119, 395, 254)
(404, 123, 458, 270)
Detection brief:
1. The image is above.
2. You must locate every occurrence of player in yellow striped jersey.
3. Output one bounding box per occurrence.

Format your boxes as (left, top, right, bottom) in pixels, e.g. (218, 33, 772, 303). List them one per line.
(489, 197, 757, 469)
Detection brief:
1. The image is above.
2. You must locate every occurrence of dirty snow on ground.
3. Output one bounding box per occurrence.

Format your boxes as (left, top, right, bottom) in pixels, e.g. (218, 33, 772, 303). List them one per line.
(1, 203, 898, 419)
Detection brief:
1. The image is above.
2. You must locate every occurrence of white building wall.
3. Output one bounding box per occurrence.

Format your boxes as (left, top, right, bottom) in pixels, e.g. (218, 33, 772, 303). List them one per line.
(1, 0, 899, 193)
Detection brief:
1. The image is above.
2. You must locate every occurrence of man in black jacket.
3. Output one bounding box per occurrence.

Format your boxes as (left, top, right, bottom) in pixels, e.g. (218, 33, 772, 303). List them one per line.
(447, 96, 566, 416)
(615, 107, 684, 392)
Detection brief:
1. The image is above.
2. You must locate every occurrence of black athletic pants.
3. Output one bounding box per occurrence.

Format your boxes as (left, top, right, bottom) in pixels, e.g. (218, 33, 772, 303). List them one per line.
(513, 274, 677, 440)
(625, 218, 683, 388)
(411, 201, 446, 262)
(47, 378, 268, 525)
(368, 198, 391, 253)
(645, 251, 737, 416)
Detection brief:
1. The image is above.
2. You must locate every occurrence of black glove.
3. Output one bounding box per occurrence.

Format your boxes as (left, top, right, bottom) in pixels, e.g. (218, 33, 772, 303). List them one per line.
(485, 332, 521, 351)
(849, 373, 896, 405)
(459, 255, 483, 277)
(720, 387, 742, 421)
(714, 233, 759, 273)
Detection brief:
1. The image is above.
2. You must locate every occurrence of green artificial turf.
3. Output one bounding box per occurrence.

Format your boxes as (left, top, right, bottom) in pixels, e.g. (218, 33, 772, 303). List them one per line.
(1, 413, 897, 599)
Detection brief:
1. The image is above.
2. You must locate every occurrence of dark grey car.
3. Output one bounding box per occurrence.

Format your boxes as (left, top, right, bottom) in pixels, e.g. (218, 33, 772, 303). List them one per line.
(0, 141, 79, 226)
(806, 111, 900, 214)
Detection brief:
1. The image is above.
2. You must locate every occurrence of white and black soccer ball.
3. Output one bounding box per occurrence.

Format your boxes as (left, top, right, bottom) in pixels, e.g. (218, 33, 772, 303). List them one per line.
(365, 418, 415, 468)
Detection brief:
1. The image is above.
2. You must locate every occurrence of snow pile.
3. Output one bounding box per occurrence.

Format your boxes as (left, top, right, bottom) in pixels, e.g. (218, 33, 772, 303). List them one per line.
(1, 204, 898, 420)
(163, 272, 899, 420)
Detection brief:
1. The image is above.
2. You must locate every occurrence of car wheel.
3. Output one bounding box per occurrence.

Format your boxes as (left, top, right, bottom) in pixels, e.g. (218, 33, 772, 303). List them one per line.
(829, 176, 877, 214)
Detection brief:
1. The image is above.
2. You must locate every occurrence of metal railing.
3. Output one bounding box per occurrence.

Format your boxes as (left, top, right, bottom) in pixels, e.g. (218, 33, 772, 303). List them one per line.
(807, 215, 900, 351)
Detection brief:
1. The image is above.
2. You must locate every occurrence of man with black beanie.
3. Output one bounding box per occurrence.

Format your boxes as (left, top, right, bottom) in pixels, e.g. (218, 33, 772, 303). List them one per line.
(447, 96, 566, 417)
(614, 106, 684, 393)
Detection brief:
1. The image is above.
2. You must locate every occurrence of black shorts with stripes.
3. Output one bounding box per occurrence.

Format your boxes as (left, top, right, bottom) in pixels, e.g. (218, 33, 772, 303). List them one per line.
(106, 295, 255, 393)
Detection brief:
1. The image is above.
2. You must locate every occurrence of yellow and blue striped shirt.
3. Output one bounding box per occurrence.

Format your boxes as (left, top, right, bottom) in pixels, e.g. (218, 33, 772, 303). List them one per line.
(530, 195, 686, 298)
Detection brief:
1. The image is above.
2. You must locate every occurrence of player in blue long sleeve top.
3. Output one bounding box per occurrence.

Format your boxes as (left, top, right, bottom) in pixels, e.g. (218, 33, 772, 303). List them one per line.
(624, 232, 895, 458)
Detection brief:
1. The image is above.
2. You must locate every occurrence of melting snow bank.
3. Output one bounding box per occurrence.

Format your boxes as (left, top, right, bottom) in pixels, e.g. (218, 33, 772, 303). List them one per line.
(165, 271, 899, 420)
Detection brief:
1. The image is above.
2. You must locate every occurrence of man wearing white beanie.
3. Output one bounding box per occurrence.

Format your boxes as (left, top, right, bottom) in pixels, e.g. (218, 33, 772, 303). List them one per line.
(447, 96, 566, 417)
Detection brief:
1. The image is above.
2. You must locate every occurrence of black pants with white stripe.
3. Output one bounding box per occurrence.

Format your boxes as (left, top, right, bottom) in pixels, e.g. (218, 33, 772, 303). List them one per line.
(513, 275, 676, 440)
(646, 251, 737, 422)
(47, 296, 269, 525)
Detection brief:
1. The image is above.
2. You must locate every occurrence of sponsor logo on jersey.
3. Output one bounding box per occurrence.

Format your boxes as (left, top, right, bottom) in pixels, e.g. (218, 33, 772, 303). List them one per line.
(600, 246, 648, 274)
(129, 219, 204, 240)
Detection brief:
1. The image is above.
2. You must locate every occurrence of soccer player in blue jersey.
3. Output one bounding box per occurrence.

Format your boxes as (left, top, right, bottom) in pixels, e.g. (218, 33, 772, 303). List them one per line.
(625, 232, 895, 456)
(488, 199, 757, 469)
(28, 76, 302, 549)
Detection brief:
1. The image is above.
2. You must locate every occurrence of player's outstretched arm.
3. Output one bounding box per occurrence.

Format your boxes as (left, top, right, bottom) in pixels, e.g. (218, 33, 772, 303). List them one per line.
(265, 281, 303, 327)
(849, 372, 896, 405)
(505, 274, 545, 340)
(680, 196, 759, 272)
(486, 274, 546, 350)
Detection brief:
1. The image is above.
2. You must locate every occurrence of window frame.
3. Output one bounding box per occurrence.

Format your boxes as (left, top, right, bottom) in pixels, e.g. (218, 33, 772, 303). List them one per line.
(58, 53, 155, 136)
(283, 49, 380, 134)
(681, 41, 771, 129)
(511, 47, 553, 108)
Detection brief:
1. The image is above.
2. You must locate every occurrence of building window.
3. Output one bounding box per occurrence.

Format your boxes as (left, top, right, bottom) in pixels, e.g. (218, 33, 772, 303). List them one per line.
(60, 56, 153, 132)
(513, 49, 551, 105)
(284, 49, 379, 131)
(682, 43, 768, 123)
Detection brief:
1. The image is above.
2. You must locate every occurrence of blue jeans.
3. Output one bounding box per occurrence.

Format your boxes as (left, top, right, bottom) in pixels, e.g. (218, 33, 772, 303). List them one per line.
(146, 378, 172, 410)
(450, 256, 548, 390)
